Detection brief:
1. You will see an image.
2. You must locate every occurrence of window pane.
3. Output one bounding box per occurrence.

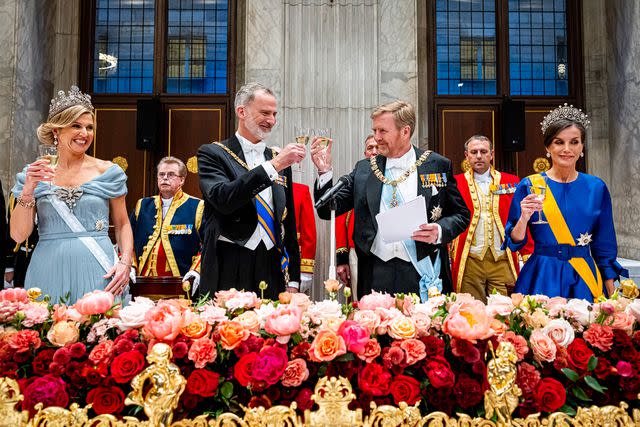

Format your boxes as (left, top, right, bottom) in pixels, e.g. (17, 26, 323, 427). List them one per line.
(93, 0, 155, 94)
(166, 0, 229, 94)
(435, 0, 497, 95)
(508, 0, 568, 96)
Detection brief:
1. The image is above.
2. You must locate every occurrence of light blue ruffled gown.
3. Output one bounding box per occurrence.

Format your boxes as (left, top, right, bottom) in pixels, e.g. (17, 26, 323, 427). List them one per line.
(12, 164, 128, 303)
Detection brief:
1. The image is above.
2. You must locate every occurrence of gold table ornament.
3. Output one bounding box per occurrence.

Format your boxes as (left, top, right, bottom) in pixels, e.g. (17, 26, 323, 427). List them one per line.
(2, 340, 640, 427)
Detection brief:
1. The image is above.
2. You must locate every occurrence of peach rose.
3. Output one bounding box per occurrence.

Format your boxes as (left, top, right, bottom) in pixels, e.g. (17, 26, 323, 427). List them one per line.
(47, 321, 80, 347)
(52, 304, 86, 323)
(542, 318, 575, 347)
(411, 311, 431, 337)
(0, 288, 29, 303)
(499, 331, 529, 361)
(74, 290, 115, 316)
(529, 329, 557, 362)
(217, 321, 250, 350)
(281, 358, 309, 387)
(288, 293, 312, 313)
(324, 279, 342, 293)
(375, 307, 403, 335)
(234, 310, 261, 333)
(265, 305, 302, 343)
(610, 312, 635, 335)
(182, 311, 212, 339)
(398, 339, 426, 365)
(510, 293, 525, 307)
(143, 301, 185, 342)
(357, 339, 381, 363)
(387, 316, 417, 340)
(523, 308, 550, 329)
(308, 329, 346, 362)
(352, 310, 380, 334)
(442, 299, 493, 341)
(358, 291, 396, 311)
(188, 337, 218, 368)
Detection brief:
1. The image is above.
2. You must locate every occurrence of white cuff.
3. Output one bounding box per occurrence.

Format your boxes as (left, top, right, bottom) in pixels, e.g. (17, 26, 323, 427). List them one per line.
(435, 223, 443, 245)
(317, 170, 333, 189)
(261, 161, 279, 180)
(301, 273, 313, 281)
(4, 268, 14, 273)
(287, 281, 300, 289)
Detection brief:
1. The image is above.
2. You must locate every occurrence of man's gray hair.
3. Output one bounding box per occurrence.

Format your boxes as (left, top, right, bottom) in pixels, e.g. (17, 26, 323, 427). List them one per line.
(234, 82, 275, 109)
(464, 134, 493, 151)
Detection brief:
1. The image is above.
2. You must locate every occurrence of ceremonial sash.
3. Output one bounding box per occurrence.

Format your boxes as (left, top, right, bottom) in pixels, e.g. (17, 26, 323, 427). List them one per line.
(529, 174, 603, 298)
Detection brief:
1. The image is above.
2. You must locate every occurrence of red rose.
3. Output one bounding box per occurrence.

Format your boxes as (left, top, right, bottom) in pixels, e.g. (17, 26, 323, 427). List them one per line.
(290, 342, 311, 360)
(110, 350, 145, 383)
(358, 363, 391, 396)
(389, 375, 421, 405)
(425, 387, 454, 414)
(235, 334, 265, 359)
(534, 378, 566, 412)
(32, 349, 56, 376)
(381, 346, 406, 369)
(234, 352, 257, 387)
(454, 374, 484, 409)
(567, 338, 594, 372)
(594, 357, 613, 380)
(251, 345, 288, 386)
(22, 375, 69, 416)
(424, 357, 455, 389)
(86, 386, 125, 414)
(186, 369, 220, 397)
(82, 363, 108, 385)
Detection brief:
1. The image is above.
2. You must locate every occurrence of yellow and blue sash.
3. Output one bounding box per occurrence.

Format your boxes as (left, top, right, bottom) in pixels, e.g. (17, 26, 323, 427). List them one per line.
(255, 194, 289, 275)
(530, 174, 603, 298)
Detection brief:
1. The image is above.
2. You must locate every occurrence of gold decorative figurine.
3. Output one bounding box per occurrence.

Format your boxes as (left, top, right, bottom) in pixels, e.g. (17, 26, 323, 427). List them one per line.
(484, 341, 522, 426)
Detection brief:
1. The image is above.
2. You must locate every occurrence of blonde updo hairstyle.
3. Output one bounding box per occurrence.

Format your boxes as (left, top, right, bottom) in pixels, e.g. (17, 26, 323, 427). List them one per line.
(36, 105, 96, 145)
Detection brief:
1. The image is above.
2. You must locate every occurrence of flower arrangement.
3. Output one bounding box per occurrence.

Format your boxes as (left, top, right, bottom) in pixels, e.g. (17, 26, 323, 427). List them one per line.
(1, 286, 640, 420)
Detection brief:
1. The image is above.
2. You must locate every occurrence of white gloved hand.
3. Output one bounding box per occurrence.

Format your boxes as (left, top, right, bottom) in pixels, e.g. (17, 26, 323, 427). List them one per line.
(183, 270, 201, 295)
(300, 279, 313, 295)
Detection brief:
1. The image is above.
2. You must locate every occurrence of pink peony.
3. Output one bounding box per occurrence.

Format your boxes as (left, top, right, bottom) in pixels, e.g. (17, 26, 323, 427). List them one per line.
(499, 331, 529, 361)
(21, 303, 50, 327)
(52, 304, 85, 323)
(188, 337, 218, 368)
(583, 323, 614, 352)
(198, 302, 228, 325)
(529, 329, 557, 363)
(486, 293, 515, 317)
(358, 291, 396, 311)
(215, 289, 260, 311)
(337, 320, 370, 354)
(251, 345, 288, 386)
(545, 297, 568, 317)
(0, 288, 29, 303)
(443, 299, 493, 341)
(281, 358, 309, 387)
(74, 290, 115, 316)
(143, 301, 184, 342)
(117, 297, 155, 330)
(264, 305, 302, 343)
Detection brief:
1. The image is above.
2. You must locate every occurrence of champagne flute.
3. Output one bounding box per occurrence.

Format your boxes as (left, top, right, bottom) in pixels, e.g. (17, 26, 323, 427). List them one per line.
(316, 128, 332, 148)
(529, 177, 548, 224)
(38, 144, 58, 187)
(295, 126, 311, 146)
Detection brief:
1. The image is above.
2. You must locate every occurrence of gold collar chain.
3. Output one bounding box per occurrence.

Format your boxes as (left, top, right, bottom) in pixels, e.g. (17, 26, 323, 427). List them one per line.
(370, 150, 432, 207)
(212, 141, 276, 171)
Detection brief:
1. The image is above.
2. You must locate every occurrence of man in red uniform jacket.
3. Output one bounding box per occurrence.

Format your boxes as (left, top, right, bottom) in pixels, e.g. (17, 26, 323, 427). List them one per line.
(335, 135, 378, 297)
(292, 182, 316, 294)
(451, 135, 533, 301)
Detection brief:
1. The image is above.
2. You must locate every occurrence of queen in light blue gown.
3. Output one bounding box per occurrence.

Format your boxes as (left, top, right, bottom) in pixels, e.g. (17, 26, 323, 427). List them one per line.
(12, 165, 128, 303)
(503, 104, 626, 302)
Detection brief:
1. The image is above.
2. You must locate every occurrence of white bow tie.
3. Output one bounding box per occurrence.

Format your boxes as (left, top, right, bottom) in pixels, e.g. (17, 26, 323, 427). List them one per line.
(243, 142, 266, 157)
(386, 158, 407, 170)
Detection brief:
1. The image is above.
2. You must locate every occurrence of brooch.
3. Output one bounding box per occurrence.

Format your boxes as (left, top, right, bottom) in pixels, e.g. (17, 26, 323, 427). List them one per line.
(55, 187, 83, 210)
(95, 219, 108, 231)
(576, 232, 592, 246)
(430, 205, 443, 222)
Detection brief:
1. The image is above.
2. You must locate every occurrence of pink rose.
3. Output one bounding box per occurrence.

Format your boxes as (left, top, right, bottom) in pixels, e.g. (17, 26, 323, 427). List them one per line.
(0, 288, 29, 303)
(264, 305, 302, 343)
(529, 329, 557, 363)
(281, 358, 309, 387)
(499, 331, 529, 361)
(74, 290, 115, 316)
(188, 337, 218, 368)
(542, 319, 575, 347)
(288, 293, 312, 312)
(544, 297, 568, 317)
(583, 324, 614, 352)
(398, 339, 427, 365)
(610, 312, 635, 335)
(337, 320, 370, 354)
(443, 299, 493, 342)
(352, 310, 380, 334)
(616, 361, 633, 377)
(89, 340, 114, 364)
(356, 339, 382, 363)
(143, 301, 184, 342)
(47, 321, 80, 347)
(251, 345, 288, 386)
(358, 291, 396, 311)
(411, 310, 431, 337)
(309, 329, 347, 362)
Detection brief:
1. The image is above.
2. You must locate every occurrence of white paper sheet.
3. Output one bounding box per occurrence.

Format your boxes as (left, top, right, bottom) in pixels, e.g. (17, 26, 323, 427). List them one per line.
(375, 195, 428, 244)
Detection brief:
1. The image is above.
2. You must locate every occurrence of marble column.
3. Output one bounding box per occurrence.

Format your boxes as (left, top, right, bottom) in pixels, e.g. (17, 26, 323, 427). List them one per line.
(0, 0, 79, 198)
(240, 0, 419, 297)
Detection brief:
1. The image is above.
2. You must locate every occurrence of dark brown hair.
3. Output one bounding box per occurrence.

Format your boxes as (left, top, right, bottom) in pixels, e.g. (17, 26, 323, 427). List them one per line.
(543, 119, 586, 147)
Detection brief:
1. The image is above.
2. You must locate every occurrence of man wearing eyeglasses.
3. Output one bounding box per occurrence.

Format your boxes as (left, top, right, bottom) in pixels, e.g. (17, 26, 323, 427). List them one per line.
(130, 157, 204, 287)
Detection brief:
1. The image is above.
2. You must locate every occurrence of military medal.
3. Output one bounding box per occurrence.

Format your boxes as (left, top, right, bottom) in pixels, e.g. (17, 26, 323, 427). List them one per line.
(430, 205, 443, 221)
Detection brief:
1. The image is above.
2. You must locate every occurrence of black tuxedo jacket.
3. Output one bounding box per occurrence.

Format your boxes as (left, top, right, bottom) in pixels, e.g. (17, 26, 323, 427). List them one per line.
(315, 146, 470, 294)
(197, 136, 301, 294)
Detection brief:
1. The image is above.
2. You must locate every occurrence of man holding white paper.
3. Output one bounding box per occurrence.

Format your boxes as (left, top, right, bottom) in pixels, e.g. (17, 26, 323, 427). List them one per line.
(311, 100, 469, 299)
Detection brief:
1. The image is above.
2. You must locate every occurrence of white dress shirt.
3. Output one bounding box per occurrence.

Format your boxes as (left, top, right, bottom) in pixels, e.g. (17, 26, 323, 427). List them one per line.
(161, 197, 173, 219)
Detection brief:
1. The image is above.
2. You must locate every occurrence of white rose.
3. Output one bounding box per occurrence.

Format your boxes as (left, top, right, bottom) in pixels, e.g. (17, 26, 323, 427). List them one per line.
(306, 300, 344, 325)
(565, 299, 592, 326)
(487, 293, 515, 317)
(117, 297, 155, 330)
(542, 318, 575, 347)
(254, 302, 277, 327)
(353, 309, 381, 334)
(625, 299, 640, 322)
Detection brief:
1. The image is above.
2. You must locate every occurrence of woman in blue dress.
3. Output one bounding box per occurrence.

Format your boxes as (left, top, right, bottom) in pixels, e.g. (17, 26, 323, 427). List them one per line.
(503, 104, 626, 301)
(10, 86, 134, 303)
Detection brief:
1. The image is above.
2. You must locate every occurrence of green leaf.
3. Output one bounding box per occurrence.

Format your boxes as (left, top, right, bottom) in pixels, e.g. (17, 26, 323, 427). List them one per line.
(587, 355, 598, 372)
(584, 375, 607, 394)
(561, 368, 580, 382)
(220, 381, 234, 399)
(558, 404, 577, 416)
(571, 385, 591, 402)
(336, 353, 355, 362)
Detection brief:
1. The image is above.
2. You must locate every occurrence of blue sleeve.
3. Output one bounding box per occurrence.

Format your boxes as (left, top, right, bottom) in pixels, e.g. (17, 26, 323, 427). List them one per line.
(591, 182, 628, 280)
(501, 178, 530, 252)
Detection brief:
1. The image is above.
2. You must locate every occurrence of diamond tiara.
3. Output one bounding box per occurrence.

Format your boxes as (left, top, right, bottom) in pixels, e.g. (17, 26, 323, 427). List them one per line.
(48, 86, 94, 120)
(540, 103, 590, 135)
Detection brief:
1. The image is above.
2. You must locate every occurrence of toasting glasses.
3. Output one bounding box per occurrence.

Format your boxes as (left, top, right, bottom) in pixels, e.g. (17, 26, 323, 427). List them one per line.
(529, 176, 548, 224)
